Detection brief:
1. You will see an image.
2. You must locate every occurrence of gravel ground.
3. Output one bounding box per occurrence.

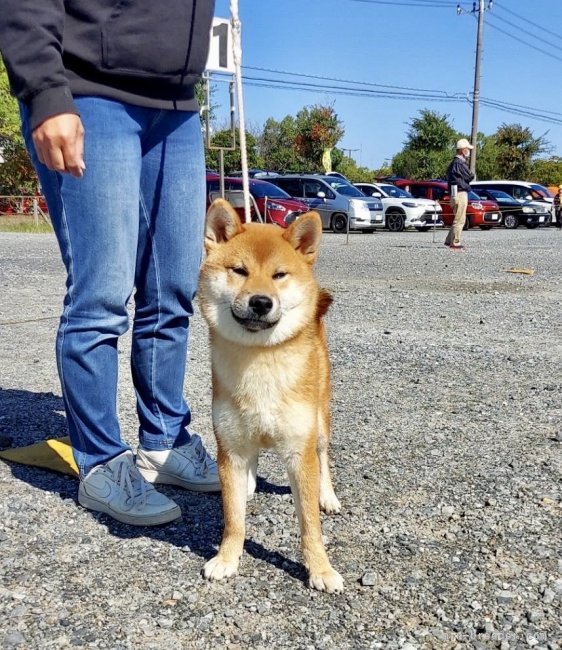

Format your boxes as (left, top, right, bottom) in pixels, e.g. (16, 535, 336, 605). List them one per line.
(0, 227, 561, 650)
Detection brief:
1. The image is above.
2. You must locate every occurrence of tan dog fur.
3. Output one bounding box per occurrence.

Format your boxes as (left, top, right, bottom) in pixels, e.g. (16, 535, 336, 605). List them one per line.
(198, 199, 343, 593)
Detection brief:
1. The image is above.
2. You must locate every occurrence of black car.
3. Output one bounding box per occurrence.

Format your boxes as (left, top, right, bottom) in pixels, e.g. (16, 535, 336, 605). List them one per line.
(471, 187, 546, 229)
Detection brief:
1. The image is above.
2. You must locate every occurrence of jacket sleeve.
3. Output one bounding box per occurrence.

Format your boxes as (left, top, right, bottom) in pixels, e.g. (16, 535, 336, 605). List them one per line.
(0, 0, 78, 131)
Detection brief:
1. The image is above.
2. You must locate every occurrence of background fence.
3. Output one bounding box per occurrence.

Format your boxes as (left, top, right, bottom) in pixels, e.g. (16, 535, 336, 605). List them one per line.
(0, 196, 51, 227)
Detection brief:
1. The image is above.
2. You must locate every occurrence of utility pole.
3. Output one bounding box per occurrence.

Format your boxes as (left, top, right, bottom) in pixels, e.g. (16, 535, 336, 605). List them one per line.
(458, 1, 492, 176)
(342, 147, 360, 160)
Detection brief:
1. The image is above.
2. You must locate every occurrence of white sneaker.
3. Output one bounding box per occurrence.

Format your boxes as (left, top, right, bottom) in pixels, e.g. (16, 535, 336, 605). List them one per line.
(78, 450, 181, 526)
(136, 434, 221, 492)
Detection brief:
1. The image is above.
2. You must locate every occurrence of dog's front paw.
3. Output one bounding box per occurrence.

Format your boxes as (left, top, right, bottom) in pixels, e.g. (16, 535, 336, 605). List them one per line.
(308, 567, 344, 593)
(320, 490, 341, 514)
(203, 555, 239, 581)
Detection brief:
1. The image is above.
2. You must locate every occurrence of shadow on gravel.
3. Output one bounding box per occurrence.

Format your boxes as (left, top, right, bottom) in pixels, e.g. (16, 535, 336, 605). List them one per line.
(1, 388, 304, 581)
(0, 388, 67, 447)
(255, 476, 291, 495)
(0, 388, 76, 498)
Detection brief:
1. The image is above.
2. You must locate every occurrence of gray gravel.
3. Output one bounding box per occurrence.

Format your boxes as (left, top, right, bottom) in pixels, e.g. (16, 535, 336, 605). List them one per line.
(0, 227, 561, 649)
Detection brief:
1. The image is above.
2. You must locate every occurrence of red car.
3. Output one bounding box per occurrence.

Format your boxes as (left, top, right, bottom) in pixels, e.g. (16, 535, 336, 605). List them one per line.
(394, 180, 502, 229)
(206, 175, 308, 228)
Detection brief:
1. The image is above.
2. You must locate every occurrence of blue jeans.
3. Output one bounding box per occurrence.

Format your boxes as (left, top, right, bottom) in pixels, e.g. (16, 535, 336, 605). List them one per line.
(20, 97, 205, 476)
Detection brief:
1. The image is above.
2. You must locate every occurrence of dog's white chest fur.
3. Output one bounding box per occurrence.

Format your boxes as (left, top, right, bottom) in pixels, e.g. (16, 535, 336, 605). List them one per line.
(212, 345, 314, 449)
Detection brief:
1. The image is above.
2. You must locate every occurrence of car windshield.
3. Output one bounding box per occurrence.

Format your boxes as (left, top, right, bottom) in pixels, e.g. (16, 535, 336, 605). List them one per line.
(484, 189, 516, 202)
(468, 191, 482, 200)
(326, 180, 365, 197)
(530, 184, 554, 198)
(379, 184, 412, 199)
(249, 181, 291, 199)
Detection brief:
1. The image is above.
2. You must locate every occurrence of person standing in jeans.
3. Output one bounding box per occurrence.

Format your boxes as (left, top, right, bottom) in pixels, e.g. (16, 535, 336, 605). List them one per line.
(444, 138, 475, 250)
(0, 0, 220, 526)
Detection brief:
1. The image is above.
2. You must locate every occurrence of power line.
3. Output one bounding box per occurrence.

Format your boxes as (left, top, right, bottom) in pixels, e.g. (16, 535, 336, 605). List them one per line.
(350, 0, 456, 7)
(479, 99, 562, 126)
(240, 71, 562, 127)
(242, 74, 463, 102)
(243, 65, 459, 98)
(480, 98, 562, 119)
(488, 12, 561, 51)
(494, 2, 562, 44)
(485, 16, 562, 64)
(241, 65, 562, 126)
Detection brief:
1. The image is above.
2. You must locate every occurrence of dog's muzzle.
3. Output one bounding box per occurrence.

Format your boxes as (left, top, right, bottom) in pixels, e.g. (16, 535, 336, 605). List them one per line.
(231, 294, 279, 331)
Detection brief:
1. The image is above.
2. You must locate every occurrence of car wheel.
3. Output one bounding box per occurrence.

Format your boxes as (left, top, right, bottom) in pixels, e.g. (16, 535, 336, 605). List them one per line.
(503, 214, 518, 229)
(386, 211, 405, 232)
(332, 213, 348, 233)
(463, 217, 471, 230)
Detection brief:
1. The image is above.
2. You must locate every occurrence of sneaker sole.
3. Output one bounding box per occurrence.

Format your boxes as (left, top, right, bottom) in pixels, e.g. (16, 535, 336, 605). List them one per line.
(137, 467, 221, 493)
(78, 491, 182, 526)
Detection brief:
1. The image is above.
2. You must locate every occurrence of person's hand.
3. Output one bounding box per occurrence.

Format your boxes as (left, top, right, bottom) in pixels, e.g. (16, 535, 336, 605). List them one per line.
(32, 113, 85, 178)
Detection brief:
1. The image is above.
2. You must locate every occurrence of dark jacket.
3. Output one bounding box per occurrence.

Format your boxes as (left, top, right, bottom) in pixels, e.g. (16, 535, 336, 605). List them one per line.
(447, 155, 474, 193)
(0, 0, 215, 130)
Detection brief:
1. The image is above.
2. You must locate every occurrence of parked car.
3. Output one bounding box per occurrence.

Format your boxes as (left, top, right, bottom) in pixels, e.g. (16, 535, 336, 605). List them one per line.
(354, 182, 443, 232)
(206, 175, 308, 228)
(393, 180, 502, 230)
(0, 194, 48, 215)
(228, 169, 280, 179)
(470, 187, 549, 229)
(471, 181, 554, 224)
(268, 174, 384, 233)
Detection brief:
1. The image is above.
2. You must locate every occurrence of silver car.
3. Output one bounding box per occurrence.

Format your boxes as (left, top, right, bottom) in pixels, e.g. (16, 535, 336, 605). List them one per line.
(268, 174, 384, 233)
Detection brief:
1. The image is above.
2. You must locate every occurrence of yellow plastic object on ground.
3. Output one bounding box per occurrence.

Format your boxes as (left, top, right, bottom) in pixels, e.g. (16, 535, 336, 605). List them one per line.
(504, 268, 535, 276)
(0, 436, 78, 477)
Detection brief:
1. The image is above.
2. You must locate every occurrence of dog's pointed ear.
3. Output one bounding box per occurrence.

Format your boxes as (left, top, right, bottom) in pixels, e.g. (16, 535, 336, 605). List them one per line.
(205, 199, 244, 251)
(282, 211, 322, 264)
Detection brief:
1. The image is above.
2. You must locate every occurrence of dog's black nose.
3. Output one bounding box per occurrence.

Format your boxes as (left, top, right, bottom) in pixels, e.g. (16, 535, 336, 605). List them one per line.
(249, 295, 273, 316)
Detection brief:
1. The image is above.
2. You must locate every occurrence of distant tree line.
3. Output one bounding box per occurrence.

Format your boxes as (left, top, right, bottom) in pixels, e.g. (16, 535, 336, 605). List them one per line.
(1, 59, 561, 193)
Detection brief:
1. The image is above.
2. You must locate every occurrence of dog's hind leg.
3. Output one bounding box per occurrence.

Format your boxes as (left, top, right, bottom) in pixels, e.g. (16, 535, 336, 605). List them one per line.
(203, 443, 249, 582)
(285, 438, 344, 593)
(317, 409, 341, 514)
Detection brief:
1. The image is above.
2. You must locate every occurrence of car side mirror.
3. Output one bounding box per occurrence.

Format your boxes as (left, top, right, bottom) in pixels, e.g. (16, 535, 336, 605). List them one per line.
(371, 192, 382, 198)
(317, 191, 326, 200)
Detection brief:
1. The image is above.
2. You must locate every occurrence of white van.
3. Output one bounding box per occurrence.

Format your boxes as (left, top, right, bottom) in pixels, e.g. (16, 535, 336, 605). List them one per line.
(269, 175, 384, 233)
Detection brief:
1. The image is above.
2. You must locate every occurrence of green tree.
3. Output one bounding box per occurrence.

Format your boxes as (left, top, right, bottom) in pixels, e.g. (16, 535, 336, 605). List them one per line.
(259, 116, 301, 172)
(494, 123, 550, 180)
(294, 104, 344, 173)
(333, 152, 374, 182)
(529, 156, 562, 186)
(204, 128, 262, 174)
(474, 132, 500, 180)
(0, 58, 37, 193)
(392, 110, 458, 179)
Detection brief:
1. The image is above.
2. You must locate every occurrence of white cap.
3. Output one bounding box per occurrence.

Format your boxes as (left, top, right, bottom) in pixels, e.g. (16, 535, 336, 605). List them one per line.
(456, 138, 474, 150)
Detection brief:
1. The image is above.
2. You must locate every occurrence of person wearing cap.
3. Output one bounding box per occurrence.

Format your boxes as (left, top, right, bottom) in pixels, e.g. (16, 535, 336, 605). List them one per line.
(444, 138, 475, 249)
(554, 185, 562, 229)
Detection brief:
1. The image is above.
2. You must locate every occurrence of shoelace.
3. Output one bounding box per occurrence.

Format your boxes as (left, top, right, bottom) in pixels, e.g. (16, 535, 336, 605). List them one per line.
(178, 434, 216, 477)
(114, 457, 147, 509)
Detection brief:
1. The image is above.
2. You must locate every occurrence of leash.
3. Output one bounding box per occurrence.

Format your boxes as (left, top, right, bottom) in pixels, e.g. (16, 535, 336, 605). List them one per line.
(229, 0, 251, 224)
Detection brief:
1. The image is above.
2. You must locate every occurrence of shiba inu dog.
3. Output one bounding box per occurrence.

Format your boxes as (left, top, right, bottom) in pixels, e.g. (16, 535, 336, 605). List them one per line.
(198, 199, 343, 593)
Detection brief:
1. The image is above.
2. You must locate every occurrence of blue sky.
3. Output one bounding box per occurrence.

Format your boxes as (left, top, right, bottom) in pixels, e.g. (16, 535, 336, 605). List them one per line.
(212, 0, 562, 170)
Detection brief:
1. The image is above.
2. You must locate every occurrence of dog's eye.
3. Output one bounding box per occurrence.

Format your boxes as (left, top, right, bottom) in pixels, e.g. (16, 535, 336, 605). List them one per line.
(231, 267, 248, 277)
(273, 271, 287, 280)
